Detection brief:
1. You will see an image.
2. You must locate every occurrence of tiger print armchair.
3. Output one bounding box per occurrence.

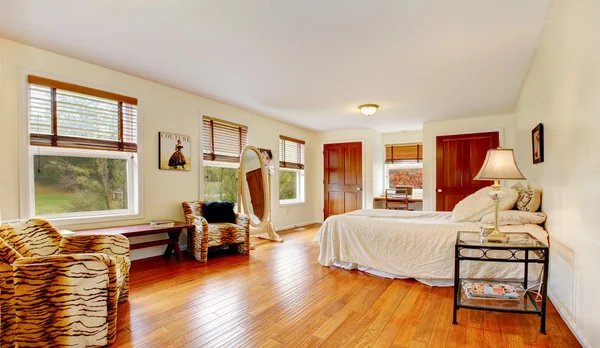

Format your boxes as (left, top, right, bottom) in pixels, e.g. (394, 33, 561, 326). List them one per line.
(182, 201, 250, 263)
(0, 218, 131, 348)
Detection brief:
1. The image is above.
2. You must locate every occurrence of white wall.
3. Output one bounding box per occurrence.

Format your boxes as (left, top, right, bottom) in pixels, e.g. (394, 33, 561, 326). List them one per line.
(0, 38, 320, 260)
(513, 0, 599, 346)
(421, 114, 517, 210)
(382, 130, 423, 145)
(317, 128, 383, 217)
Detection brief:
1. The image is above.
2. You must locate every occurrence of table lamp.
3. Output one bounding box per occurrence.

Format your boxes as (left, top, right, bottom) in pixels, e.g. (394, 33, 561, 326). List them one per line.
(474, 147, 526, 242)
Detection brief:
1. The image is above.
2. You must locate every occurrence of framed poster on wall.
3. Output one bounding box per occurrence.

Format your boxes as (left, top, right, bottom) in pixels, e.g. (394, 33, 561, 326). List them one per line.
(159, 132, 191, 170)
(532, 123, 544, 164)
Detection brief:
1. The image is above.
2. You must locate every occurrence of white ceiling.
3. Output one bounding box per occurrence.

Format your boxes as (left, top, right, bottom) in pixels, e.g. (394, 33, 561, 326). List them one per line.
(0, 0, 550, 132)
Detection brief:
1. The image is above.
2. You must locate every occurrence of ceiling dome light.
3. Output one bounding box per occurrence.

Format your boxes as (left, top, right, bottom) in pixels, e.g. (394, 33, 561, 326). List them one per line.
(359, 104, 379, 116)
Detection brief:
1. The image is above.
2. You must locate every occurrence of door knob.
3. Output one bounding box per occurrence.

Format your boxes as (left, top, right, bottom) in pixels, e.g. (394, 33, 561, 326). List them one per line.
(357, 187, 362, 191)
(437, 189, 443, 193)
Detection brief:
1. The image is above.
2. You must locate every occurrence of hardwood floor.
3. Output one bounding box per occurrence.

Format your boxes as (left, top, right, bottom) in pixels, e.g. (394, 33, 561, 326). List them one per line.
(114, 225, 580, 347)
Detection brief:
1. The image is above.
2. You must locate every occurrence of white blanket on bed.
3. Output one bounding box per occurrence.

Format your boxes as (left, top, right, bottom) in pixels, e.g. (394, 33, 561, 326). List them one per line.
(314, 209, 548, 284)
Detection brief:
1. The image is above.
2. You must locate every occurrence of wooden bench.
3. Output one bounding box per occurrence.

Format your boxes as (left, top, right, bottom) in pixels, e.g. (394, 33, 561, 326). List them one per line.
(76, 222, 194, 262)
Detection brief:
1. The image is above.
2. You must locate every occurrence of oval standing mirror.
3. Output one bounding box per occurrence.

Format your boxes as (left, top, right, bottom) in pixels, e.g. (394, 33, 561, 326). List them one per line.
(239, 146, 269, 228)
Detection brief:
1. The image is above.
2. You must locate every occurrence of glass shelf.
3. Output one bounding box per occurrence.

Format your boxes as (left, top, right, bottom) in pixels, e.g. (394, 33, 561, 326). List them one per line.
(457, 279, 541, 314)
(457, 231, 548, 249)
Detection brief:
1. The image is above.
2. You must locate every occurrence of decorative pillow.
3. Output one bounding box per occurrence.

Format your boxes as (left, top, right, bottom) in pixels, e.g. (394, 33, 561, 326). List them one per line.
(512, 183, 542, 212)
(203, 201, 236, 223)
(480, 211, 547, 226)
(451, 187, 518, 222)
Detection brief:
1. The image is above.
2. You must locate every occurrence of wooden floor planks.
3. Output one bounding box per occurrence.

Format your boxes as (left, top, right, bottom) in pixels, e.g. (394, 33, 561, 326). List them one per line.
(115, 225, 580, 347)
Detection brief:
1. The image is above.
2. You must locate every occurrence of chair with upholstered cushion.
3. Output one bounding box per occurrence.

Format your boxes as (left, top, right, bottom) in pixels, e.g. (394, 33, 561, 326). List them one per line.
(182, 201, 250, 263)
(0, 218, 130, 347)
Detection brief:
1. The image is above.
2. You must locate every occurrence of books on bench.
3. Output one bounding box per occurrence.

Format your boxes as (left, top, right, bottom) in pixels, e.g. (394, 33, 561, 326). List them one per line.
(149, 220, 175, 228)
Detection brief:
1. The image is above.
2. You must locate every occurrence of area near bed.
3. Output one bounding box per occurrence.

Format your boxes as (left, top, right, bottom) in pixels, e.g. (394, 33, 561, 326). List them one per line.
(314, 209, 548, 286)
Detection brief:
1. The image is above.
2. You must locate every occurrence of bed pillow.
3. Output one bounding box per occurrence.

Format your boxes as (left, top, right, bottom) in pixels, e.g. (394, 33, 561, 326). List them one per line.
(203, 201, 236, 223)
(481, 211, 547, 226)
(451, 187, 518, 222)
(511, 183, 542, 212)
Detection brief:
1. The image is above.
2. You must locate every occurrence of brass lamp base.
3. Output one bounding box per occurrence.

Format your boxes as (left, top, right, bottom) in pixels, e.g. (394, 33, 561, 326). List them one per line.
(485, 181, 509, 243)
(486, 230, 509, 243)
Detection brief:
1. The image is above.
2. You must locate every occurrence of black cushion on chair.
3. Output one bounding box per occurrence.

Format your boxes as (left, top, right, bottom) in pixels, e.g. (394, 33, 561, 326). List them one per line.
(203, 201, 236, 223)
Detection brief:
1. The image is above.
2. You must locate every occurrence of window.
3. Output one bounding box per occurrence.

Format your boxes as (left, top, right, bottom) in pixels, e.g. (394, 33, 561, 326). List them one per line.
(24, 75, 140, 222)
(203, 164, 239, 203)
(202, 116, 248, 203)
(385, 143, 423, 196)
(279, 136, 305, 204)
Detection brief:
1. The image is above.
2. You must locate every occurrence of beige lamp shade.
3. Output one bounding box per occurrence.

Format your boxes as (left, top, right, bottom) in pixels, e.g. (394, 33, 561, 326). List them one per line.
(474, 148, 526, 180)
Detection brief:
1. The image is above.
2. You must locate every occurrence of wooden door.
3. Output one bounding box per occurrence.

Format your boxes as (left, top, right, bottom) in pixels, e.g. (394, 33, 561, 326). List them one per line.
(436, 132, 499, 211)
(324, 142, 362, 219)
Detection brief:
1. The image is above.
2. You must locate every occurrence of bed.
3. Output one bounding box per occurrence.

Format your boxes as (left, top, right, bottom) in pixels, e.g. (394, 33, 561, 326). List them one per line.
(313, 209, 548, 286)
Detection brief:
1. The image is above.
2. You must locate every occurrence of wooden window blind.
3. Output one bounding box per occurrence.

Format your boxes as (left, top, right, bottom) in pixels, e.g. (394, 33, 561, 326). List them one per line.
(202, 116, 248, 163)
(28, 75, 138, 152)
(385, 143, 423, 163)
(279, 135, 305, 170)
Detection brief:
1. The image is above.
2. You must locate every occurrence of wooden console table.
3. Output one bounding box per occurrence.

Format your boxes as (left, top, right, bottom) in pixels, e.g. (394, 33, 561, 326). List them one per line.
(76, 222, 194, 262)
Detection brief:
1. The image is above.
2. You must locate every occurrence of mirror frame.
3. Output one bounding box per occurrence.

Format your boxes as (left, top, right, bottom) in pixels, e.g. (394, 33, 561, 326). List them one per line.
(238, 146, 270, 229)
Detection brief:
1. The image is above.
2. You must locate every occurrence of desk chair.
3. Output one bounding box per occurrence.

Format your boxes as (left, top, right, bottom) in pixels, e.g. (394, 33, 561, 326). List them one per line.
(385, 188, 411, 210)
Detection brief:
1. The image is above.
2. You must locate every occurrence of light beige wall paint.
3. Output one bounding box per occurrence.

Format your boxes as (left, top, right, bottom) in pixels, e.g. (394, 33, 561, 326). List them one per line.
(421, 114, 517, 211)
(513, 0, 599, 345)
(0, 38, 320, 260)
(317, 129, 384, 216)
(382, 130, 423, 145)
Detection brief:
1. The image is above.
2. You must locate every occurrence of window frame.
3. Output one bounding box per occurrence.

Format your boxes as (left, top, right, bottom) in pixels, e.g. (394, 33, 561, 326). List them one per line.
(278, 136, 306, 206)
(19, 70, 143, 226)
(278, 168, 305, 206)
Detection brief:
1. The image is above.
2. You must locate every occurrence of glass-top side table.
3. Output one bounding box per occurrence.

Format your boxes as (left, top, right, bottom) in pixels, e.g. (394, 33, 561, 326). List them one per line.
(453, 231, 549, 333)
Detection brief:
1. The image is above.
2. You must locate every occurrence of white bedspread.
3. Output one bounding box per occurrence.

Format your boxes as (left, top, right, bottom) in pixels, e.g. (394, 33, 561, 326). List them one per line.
(314, 209, 548, 286)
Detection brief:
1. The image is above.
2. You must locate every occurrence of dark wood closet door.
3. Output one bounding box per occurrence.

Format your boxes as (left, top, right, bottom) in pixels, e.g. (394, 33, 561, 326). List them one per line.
(324, 142, 362, 220)
(436, 132, 499, 211)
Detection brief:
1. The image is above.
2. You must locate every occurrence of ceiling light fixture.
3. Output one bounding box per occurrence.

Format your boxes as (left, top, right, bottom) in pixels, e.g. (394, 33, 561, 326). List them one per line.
(359, 104, 379, 116)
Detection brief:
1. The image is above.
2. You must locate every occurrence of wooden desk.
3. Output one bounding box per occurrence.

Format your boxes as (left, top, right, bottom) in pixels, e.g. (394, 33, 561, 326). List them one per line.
(374, 196, 423, 203)
(76, 222, 194, 262)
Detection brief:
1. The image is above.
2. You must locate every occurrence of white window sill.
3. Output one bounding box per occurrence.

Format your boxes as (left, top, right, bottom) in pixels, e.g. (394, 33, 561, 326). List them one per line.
(278, 200, 306, 207)
(40, 211, 143, 228)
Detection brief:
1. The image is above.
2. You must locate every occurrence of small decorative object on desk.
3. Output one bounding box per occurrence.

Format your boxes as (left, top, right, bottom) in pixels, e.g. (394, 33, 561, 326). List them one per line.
(150, 219, 175, 228)
(463, 282, 520, 301)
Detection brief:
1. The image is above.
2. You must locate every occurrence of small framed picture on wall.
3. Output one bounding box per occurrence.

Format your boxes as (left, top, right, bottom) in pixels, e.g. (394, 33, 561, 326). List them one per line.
(159, 132, 192, 170)
(532, 123, 544, 164)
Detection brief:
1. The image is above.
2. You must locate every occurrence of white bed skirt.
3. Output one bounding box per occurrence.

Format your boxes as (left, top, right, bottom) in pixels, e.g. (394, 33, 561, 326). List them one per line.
(332, 260, 454, 287)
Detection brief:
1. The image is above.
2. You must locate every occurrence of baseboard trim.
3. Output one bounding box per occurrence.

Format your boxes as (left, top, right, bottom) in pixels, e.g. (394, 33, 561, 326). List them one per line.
(548, 291, 591, 347)
(274, 220, 321, 232)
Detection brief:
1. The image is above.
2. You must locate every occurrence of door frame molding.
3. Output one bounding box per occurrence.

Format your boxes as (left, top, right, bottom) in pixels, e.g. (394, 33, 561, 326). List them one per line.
(320, 139, 366, 221)
(430, 128, 505, 210)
